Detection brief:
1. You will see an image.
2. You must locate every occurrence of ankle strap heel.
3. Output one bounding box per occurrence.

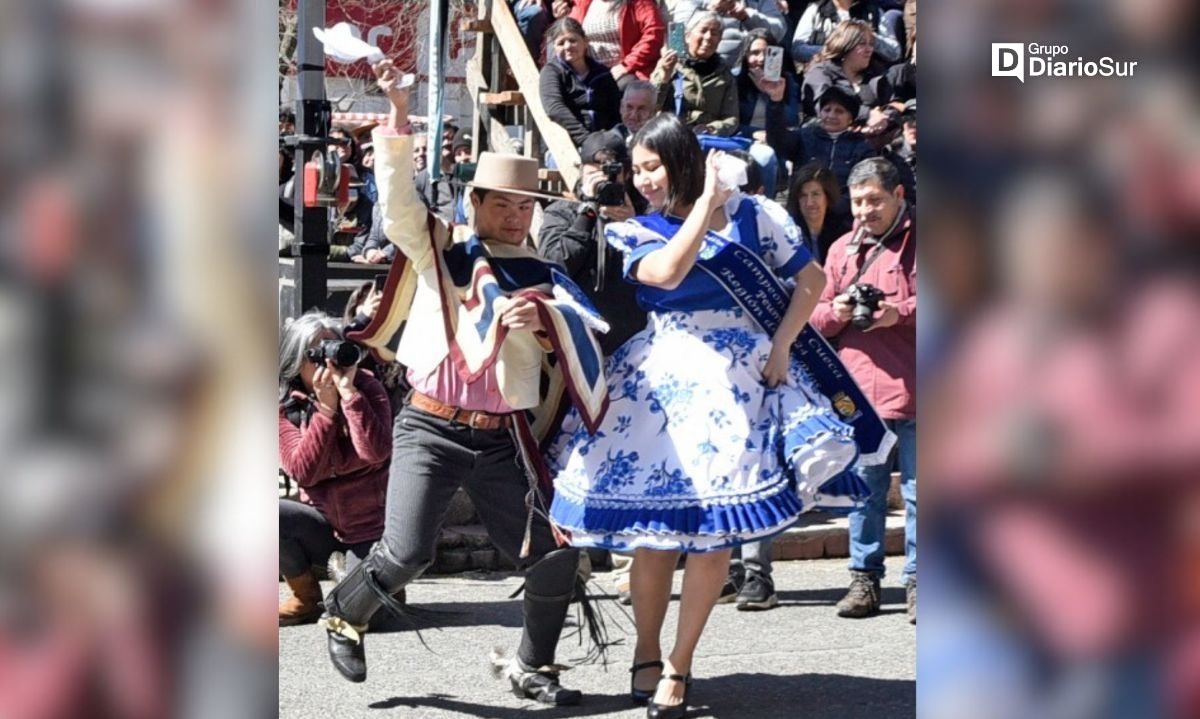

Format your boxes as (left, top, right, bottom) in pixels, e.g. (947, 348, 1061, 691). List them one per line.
(630, 660, 664, 706)
(646, 673, 692, 719)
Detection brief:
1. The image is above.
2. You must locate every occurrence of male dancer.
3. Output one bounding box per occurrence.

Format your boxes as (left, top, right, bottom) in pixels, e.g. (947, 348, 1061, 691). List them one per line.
(319, 58, 609, 705)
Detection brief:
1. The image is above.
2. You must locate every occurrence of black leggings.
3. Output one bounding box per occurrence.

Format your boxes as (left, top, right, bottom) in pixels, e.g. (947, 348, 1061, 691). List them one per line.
(279, 499, 374, 578)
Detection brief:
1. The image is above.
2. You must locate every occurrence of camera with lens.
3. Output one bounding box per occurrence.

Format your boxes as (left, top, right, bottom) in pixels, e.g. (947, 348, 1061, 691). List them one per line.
(592, 161, 626, 206)
(305, 339, 362, 368)
(845, 283, 888, 330)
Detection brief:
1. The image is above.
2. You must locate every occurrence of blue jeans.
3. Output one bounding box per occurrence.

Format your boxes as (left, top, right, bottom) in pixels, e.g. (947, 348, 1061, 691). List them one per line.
(848, 418, 916, 583)
(881, 9, 907, 57)
(511, 1, 549, 60)
(791, 42, 823, 64)
(747, 142, 779, 198)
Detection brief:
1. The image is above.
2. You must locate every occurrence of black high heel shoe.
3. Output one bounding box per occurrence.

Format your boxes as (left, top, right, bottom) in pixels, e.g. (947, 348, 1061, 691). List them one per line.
(630, 660, 664, 705)
(646, 673, 692, 719)
(628, 662, 667, 705)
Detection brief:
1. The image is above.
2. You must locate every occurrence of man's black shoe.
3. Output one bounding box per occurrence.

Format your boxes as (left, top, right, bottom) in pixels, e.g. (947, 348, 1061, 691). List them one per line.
(736, 572, 779, 611)
(321, 617, 367, 683)
(507, 659, 582, 705)
(717, 562, 745, 604)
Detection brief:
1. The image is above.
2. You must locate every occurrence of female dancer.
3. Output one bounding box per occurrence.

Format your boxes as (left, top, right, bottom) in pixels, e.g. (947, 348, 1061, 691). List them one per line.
(549, 114, 864, 718)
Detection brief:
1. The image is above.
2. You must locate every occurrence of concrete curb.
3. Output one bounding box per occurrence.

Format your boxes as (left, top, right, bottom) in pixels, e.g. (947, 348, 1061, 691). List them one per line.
(771, 511, 906, 561)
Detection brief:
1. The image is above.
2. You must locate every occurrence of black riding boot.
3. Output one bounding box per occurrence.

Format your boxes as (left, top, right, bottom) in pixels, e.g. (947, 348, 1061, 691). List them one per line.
(320, 541, 425, 683)
(507, 548, 582, 705)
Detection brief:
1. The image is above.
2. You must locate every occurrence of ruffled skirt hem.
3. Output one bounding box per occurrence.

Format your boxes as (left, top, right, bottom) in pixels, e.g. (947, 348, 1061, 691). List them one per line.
(549, 482, 808, 553)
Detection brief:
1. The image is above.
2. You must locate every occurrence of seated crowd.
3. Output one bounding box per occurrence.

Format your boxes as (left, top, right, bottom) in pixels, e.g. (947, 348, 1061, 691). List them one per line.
(279, 0, 915, 266)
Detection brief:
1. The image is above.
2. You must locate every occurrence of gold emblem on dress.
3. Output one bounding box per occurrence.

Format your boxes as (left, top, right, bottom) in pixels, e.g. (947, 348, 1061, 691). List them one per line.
(832, 392, 856, 417)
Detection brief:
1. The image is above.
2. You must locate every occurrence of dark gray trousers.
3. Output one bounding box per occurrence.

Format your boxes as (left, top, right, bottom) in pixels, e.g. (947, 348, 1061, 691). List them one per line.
(325, 403, 578, 668)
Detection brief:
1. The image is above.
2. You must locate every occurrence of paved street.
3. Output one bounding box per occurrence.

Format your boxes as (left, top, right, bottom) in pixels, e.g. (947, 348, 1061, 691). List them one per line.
(279, 557, 915, 718)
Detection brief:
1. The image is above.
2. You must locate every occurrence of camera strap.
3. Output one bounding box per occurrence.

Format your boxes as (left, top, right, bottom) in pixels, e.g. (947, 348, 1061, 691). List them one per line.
(594, 217, 607, 292)
(838, 236, 889, 294)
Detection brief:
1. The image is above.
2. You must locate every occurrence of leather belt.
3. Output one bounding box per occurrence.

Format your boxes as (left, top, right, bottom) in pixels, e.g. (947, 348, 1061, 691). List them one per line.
(408, 390, 512, 431)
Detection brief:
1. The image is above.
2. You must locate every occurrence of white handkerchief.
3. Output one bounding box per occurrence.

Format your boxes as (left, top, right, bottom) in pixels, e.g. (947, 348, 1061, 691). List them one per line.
(312, 23, 416, 88)
(715, 154, 748, 191)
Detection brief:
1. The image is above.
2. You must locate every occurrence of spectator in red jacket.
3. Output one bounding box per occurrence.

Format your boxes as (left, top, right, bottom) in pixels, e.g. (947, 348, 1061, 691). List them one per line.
(277, 311, 392, 626)
(562, 0, 666, 86)
(810, 156, 916, 623)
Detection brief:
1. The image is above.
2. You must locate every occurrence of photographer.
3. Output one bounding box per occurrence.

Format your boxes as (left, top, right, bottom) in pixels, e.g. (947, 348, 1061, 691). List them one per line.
(277, 311, 391, 626)
(538, 130, 648, 354)
(811, 156, 916, 622)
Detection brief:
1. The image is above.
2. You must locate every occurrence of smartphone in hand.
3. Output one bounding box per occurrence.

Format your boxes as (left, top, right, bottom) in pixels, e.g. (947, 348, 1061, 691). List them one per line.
(668, 22, 686, 55)
(763, 46, 784, 82)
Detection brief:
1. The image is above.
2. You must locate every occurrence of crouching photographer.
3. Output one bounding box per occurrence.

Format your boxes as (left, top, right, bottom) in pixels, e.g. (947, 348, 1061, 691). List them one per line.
(538, 130, 649, 355)
(278, 311, 392, 626)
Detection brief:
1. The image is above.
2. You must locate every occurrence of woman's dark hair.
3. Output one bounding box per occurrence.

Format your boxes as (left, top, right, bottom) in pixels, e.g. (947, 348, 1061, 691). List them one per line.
(739, 28, 773, 74)
(726, 149, 764, 195)
(547, 17, 586, 44)
(785, 162, 840, 221)
(328, 126, 361, 167)
(630, 114, 704, 215)
(545, 18, 588, 64)
(343, 281, 374, 327)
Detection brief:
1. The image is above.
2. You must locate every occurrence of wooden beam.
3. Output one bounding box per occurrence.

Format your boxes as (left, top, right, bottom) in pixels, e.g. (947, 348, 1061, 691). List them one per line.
(481, 91, 524, 106)
(530, 202, 544, 248)
(466, 57, 489, 96)
(467, 34, 491, 162)
(487, 0, 581, 190)
(461, 18, 492, 33)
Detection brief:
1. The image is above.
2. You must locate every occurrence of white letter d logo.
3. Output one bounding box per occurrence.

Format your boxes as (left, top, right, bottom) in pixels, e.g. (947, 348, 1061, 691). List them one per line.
(992, 43, 1024, 82)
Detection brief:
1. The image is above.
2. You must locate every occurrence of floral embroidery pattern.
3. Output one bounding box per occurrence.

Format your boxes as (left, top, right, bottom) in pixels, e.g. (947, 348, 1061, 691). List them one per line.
(592, 448, 642, 495)
(549, 201, 857, 554)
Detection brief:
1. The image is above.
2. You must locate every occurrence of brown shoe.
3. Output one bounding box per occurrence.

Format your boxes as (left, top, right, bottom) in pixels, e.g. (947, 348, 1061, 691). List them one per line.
(835, 571, 881, 618)
(280, 571, 324, 626)
(906, 578, 916, 625)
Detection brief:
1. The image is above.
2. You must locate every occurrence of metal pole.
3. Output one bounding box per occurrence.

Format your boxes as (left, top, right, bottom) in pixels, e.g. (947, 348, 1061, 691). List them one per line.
(291, 0, 330, 320)
(427, 0, 448, 182)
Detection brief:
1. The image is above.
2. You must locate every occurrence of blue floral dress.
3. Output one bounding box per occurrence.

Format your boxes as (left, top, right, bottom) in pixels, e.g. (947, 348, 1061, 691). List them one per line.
(547, 195, 860, 553)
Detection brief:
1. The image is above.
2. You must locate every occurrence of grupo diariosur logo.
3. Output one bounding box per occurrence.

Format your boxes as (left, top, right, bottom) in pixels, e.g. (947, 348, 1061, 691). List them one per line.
(992, 43, 1138, 82)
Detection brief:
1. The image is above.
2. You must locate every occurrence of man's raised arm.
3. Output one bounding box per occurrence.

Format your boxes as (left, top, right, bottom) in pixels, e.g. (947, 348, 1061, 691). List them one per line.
(370, 59, 444, 271)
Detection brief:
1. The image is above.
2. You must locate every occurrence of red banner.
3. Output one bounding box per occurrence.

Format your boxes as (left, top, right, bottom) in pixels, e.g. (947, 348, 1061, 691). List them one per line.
(286, 1, 473, 80)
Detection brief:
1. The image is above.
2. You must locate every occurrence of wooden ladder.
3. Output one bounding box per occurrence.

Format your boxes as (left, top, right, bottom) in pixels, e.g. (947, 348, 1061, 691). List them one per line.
(464, 0, 581, 205)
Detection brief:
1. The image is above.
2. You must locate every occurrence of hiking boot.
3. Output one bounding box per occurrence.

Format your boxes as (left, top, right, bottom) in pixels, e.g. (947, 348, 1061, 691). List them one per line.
(279, 572, 323, 626)
(736, 572, 779, 611)
(717, 562, 745, 604)
(835, 571, 881, 618)
(906, 578, 916, 625)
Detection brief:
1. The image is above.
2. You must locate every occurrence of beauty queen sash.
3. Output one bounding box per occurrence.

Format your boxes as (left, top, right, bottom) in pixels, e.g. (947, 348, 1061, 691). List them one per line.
(637, 204, 895, 466)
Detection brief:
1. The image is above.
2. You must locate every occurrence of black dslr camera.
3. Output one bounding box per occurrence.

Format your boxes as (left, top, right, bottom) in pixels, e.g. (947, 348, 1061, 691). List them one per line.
(845, 283, 888, 330)
(305, 339, 362, 368)
(592, 161, 626, 206)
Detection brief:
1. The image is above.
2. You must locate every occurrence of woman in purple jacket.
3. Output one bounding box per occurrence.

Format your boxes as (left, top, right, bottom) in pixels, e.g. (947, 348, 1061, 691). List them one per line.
(277, 311, 393, 626)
